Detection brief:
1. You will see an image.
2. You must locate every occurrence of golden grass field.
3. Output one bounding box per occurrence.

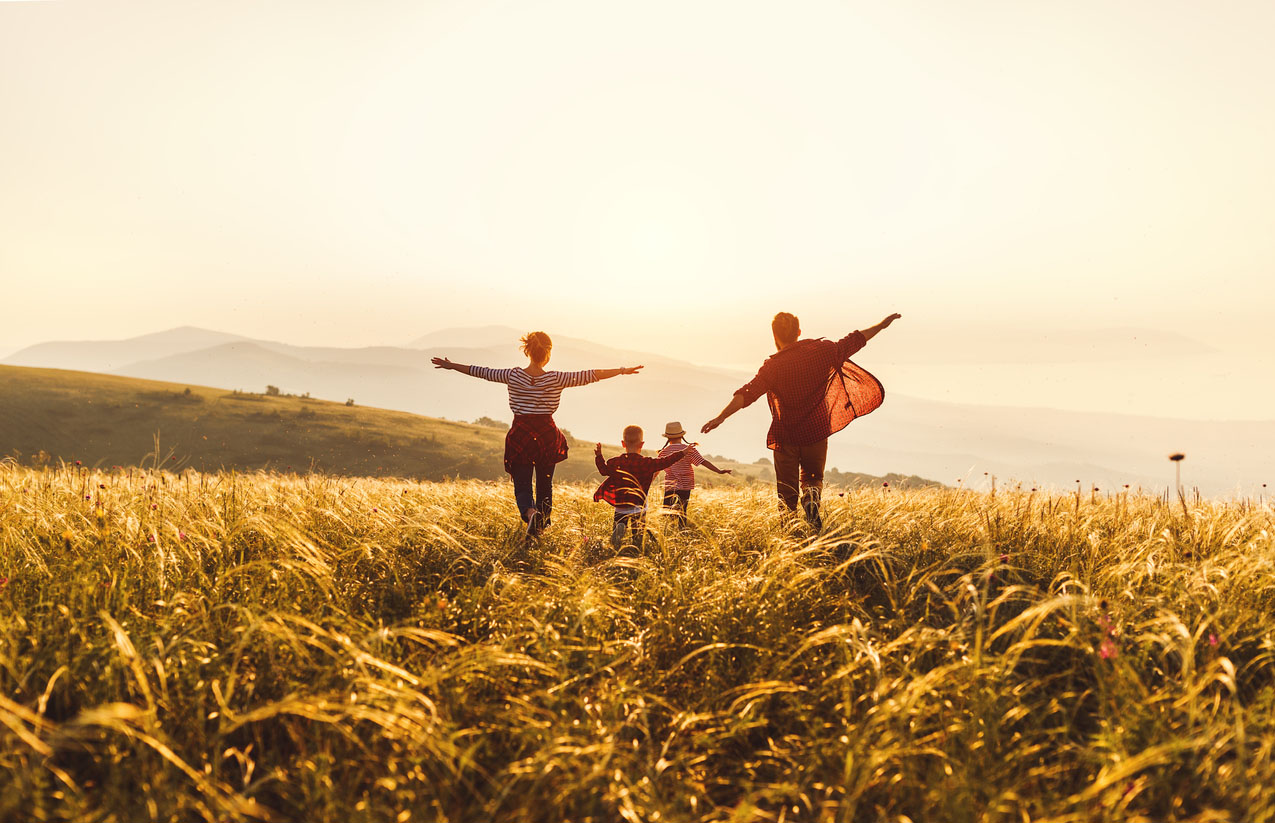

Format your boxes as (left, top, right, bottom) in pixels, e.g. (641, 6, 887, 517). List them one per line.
(2, 463, 1274, 822)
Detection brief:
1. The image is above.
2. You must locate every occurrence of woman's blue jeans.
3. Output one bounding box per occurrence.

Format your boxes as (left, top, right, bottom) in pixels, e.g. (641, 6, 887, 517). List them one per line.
(510, 462, 555, 524)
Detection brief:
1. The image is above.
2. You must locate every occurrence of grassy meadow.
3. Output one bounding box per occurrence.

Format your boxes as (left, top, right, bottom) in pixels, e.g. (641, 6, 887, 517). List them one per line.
(2, 463, 1274, 822)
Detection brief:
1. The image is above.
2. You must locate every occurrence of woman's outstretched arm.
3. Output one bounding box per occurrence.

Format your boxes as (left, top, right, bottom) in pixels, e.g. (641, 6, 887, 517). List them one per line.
(431, 357, 516, 385)
(594, 366, 644, 380)
(431, 357, 472, 374)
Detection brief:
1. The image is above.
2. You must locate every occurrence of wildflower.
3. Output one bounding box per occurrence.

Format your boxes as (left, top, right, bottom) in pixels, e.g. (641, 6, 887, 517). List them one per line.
(84, 495, 91, 500)
(98, 484, 105, 489)
(882, 481, 889, 487)
(1208, 633, 1218, 647)
(147, 535, 155, 543)
(1099, 638, 1119, 659)
(75, 460, 82, 466)
(178, 531, 187, 541)
(999, 553, 1009, 562)
(0, 576, 8, 588)
(151, 504, 158, 510)
(372, 508, 378, 513)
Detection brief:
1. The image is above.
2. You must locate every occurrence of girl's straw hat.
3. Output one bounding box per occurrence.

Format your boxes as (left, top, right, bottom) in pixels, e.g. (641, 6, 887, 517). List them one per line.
(663, 421, 687, 439)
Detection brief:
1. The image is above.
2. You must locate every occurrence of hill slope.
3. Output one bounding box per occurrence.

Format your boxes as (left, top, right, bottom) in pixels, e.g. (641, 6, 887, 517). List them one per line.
(0, 365, 601, 481)
(2, 365, 933, 488)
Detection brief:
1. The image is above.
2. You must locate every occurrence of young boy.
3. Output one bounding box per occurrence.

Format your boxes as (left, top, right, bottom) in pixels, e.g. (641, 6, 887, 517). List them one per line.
(657, 421, 732, 528)
(594, 425, 691, 550)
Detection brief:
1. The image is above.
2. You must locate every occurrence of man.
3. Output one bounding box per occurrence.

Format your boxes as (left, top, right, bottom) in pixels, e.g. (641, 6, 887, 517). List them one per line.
(702, 311, 901, 530)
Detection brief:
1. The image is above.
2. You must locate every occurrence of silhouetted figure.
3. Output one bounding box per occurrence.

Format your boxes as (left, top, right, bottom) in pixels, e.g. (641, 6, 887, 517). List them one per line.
(702, 311, 900, 530)
(432, 332, 642, 537)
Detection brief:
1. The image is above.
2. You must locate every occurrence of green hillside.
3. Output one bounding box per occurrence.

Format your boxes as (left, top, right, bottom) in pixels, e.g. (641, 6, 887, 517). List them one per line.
(0, 365, 935, 487)
(0, 365, 599, 481)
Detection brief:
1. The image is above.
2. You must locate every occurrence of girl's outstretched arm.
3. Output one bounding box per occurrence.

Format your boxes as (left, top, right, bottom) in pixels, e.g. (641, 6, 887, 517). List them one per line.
(700, 457, 732, 475)
(594, 366, 644, 380)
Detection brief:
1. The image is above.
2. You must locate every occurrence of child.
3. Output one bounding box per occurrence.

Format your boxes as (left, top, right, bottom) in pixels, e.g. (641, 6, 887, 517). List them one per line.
(657, 421, 732, 527)
(594, 425, 691, 550)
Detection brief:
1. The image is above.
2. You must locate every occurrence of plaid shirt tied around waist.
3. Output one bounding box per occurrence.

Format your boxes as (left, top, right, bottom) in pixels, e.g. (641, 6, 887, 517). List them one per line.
(734, 331, 884, 449)
(503, 414, 569, 473)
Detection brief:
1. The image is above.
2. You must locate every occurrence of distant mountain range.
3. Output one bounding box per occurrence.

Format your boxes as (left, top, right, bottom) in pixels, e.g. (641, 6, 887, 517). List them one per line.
(6, 325, 1271, 496)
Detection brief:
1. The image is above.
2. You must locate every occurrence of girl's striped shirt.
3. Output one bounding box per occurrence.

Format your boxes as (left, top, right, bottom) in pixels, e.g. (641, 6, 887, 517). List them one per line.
(468, 366, 598, 415)
(657, 442, 706, 490)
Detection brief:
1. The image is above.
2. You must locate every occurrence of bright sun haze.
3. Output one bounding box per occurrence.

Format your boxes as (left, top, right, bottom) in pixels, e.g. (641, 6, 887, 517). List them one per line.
(1, 0, 1272, 417)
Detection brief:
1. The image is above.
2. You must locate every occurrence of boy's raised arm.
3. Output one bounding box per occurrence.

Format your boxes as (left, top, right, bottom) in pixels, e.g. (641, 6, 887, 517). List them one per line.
(594, 443, 612, 475)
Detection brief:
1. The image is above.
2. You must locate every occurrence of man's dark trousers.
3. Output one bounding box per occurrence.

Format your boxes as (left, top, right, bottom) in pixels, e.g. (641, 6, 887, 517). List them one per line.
(774, 438, 827, 528)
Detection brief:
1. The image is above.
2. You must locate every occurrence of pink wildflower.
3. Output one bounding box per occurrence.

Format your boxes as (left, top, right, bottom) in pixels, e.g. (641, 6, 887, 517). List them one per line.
(0, 576, 9, 588)
(147, 535, 155, 543)
(1099, 638, 1119, 659)
(1208, 633, 1218, 647)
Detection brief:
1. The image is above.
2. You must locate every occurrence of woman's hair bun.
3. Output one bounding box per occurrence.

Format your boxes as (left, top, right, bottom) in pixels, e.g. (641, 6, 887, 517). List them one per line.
(521, 331, 552, 362)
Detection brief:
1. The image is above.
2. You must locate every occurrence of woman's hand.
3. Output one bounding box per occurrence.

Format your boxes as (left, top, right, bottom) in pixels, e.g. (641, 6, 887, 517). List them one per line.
(620, 365, 643, 375)
(594, 443, 603, 456)
(719, 468, 733, 475)
(431, 357, 455, 370)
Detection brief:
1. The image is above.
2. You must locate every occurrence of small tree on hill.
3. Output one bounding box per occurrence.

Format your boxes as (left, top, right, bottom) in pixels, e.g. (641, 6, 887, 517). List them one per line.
(266, 385, 280, 396)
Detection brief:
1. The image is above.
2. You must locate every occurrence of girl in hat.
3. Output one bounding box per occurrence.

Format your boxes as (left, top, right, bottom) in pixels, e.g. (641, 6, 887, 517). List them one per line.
(432, 332, 643, 537)
(657, 421, 732, 527)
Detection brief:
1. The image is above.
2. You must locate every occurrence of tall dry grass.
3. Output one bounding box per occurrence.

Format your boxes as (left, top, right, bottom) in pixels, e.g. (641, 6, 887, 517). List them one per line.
(1, 462, 1274, 822)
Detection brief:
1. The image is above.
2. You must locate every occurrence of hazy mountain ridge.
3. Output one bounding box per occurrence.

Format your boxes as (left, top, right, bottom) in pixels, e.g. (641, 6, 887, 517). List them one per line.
(4, 325, 1268, 496)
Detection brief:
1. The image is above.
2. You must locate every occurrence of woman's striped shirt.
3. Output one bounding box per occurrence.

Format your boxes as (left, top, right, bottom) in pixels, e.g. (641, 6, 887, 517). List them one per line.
(468, 366, 598, 415)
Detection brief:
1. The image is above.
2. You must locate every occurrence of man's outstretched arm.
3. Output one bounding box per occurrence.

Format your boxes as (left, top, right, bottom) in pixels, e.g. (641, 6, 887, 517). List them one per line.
(702, 393, 750, 434)
(860, 313, 901, 343)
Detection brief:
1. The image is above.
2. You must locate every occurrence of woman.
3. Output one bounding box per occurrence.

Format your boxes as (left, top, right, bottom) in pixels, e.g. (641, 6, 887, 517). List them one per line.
(431, 331, 642, 536)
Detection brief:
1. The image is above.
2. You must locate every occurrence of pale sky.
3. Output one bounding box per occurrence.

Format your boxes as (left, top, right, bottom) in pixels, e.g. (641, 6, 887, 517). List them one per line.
(2, 0, 1273, 417)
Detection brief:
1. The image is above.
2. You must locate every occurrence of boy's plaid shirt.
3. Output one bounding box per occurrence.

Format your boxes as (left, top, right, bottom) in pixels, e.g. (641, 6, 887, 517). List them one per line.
(734, 330, 884, 449)
(593, 451, 688, 508)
